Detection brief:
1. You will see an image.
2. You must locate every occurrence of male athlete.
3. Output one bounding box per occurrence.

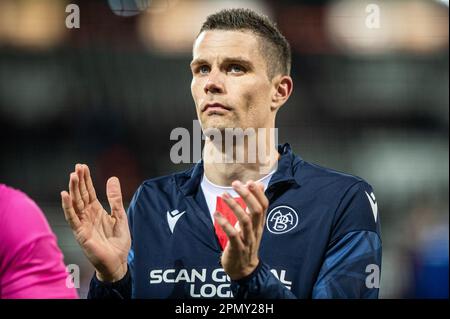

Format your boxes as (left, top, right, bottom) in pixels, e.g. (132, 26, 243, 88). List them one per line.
(61, 8, 382, 298)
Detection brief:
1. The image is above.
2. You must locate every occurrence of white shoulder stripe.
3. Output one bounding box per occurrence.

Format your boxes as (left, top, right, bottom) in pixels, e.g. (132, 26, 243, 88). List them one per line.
(365, 191, 378, 223)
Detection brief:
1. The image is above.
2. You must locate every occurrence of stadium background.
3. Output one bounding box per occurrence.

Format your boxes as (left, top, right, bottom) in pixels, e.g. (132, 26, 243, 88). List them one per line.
(0, 0, 448, 298)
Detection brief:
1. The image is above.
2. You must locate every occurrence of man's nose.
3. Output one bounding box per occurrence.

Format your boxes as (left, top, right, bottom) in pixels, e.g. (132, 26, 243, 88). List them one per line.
(204, 70, 225, 94)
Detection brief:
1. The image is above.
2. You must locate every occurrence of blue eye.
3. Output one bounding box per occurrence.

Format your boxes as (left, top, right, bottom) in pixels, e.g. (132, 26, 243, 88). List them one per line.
(228, 64, 245, 73)
(199, 65, 210, 74)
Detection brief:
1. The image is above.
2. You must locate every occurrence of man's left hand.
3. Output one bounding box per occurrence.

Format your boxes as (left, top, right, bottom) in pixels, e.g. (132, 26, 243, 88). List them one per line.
(214, 180, 269, 280)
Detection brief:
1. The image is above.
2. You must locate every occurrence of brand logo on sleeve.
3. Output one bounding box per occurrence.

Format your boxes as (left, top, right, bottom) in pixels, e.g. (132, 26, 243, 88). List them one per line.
(266, 206, 299, 234)
(365, 191, 378, 222)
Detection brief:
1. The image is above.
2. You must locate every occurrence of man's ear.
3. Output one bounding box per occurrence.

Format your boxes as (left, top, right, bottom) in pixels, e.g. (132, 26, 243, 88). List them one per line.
(271, 75, 293, 111)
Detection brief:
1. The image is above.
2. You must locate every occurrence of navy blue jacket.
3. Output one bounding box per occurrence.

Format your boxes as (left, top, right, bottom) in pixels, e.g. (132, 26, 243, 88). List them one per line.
(88, 143, 382, 299)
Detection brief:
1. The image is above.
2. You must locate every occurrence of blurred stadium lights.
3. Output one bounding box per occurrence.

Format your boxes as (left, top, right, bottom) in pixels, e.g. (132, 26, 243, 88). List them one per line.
(0, 0, 68, 50)
(136, 0, 270, 54)
(325, 0, 449, 55)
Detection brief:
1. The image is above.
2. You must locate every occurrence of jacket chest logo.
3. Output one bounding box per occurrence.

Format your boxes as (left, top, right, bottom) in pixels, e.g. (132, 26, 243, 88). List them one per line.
(266, 205, 299, 234)
(167, 209, 186, 233)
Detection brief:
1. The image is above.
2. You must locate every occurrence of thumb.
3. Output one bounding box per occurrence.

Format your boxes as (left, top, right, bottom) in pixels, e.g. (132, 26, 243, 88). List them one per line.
(106, 176, 126, 219)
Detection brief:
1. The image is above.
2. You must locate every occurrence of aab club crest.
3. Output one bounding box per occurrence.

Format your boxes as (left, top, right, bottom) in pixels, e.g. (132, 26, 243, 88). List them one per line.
(266, 206, 299, 234)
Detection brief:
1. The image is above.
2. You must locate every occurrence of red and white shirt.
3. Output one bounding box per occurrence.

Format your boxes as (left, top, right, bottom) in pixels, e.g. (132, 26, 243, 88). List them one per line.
(200, 171, 275, 249)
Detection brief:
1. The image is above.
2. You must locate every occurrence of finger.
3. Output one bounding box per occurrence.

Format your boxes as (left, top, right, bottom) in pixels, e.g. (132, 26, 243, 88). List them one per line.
(232, 180, 264, 236)
(69, 171, 84, 212)
(222, 192, 253, 245)
(232, 180, 263, 216)
(106, 176, 126, 219)
(84, 164, 97, 203)
(76, 164, 89, 207)
(61, 191, 81, 229)
(234, 222, 245, 243)
(248, 181, 269, 228)
(214, 211, 245, 251)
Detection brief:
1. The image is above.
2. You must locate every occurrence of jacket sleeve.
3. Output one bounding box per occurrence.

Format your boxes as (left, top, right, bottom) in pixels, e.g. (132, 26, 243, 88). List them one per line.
(312, 181, 382, 298)
(87, 266, 132, 299)
(230, 261, 297, 299)
(312, 230, 381, 298)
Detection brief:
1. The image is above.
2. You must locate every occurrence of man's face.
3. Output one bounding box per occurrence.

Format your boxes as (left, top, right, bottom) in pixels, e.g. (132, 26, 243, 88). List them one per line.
(191, 30, 275, 132)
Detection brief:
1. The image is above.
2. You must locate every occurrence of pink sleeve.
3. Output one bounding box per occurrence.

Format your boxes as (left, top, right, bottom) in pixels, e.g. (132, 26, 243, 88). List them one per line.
(0, 185, 79, 299)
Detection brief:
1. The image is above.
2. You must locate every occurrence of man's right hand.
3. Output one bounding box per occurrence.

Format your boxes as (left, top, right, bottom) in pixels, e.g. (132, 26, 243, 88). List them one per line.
(61, 164, 131, 283)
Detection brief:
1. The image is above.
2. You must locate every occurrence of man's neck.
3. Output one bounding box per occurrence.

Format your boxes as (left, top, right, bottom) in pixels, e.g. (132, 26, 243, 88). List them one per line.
(202, 135, 279, 187)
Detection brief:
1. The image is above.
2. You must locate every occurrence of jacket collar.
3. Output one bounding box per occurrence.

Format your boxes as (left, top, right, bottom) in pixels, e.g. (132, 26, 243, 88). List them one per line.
(176, 143, 301, 196)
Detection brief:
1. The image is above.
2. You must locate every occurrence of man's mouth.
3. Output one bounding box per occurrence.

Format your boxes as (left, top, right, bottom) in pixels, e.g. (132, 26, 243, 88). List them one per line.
(202, 103, 232, 113)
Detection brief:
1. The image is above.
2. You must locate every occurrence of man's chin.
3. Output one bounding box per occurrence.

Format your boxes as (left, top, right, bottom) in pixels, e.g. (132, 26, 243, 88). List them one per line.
(201, 118, 236, 132)
(203, 126, 227, 137)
